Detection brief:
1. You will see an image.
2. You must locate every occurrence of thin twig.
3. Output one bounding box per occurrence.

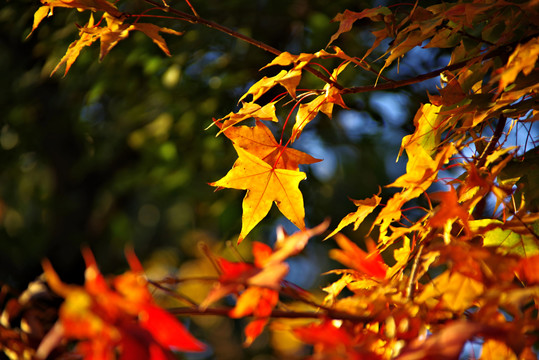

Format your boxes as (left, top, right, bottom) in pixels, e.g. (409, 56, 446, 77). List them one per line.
(183, 0, 199, 17)
(406, 241, 425, 301)
(149, 280, 199, 306)
(168, 306, 373, 322)
(477, 115, 507, 169)
(141, 0, 342, 89)
(343, 33, 539, 95)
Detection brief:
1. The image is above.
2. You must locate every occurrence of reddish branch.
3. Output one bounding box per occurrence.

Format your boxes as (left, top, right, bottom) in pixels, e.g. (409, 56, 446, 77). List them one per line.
(342, 34, 539, 95)
(169, 306, 374, 322)
(342, 48, 501, 94)
(141, 0, 342, 90)
(477, 115, 507, 169)
(139, 2, 537, 96)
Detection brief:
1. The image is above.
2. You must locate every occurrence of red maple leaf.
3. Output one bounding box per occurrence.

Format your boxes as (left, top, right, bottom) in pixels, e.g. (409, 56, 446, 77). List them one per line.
(37, 248, 205, 360)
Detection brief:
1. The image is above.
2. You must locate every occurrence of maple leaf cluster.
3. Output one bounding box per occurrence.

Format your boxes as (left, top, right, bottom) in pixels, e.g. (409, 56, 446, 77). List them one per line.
(19, 0, 539, 359)
(34, 248, 205, 360)
(210, 48, 354, 242)
(201, 221, 329, 345)
(28, 0, 182, 76)
(205, 1, 539, 358)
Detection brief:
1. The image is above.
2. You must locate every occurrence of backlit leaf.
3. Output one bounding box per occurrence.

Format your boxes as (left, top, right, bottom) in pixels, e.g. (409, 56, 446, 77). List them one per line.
(399, 103, 446, 159)
(482, 227, 539, 257)
(428, 187, 471, 238)
(497, 36, 539, 94)
(327, 7, 391, 46)
(40, 249, 205, 359)
(481, 339, 517, 360)
(218, 102, 279, 131)
(130, 23, 182, 57)
(325, 194, 381, 239)
(210, 145, 306, 242)
(292, 62, 348, 141)
(416, 270, 484, 312)
(217, 120, 321, 170)
(329, 234, 387, 280)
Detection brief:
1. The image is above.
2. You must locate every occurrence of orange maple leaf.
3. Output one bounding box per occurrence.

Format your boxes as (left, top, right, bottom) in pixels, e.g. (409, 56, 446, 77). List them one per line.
(329, 233, 388, 280)
(428, 186, 472, 237)
(202, 249, 281, 347)
(210, 144, 307, 242)
(294, 320, 353, 348)
(516, 254, 539, 284)
(293, 320, 383, 360)
(38, 248, 205, 359)
(51, 14, 103, 76)
(130, 23, 183, 57)
(30, 1, 182, 76)
(327, 7, 391, 46)
(201, 223, 327, 345)
(217, 120, 321, 170)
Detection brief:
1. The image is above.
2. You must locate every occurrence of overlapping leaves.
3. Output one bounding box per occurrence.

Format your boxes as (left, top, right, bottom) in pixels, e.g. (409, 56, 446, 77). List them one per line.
(37, 248, 205, 360)
(210, 121, 318, 242)
(29, 0, 181, 76)
(201, 221, 328, 345)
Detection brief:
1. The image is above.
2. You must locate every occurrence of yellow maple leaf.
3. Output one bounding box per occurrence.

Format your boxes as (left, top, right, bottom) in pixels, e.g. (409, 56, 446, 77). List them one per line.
(398, 103, 445, 160)
(218, 102, 279, 131)
(210, 145, 307, 242)
(481, 339, 517, 360)
(241, 48, 350, 104)
(238, 70, 297, 102)
(52, 14, 102, 76)
(28, 0, 123, 38)
(416, 270, 484, 312)
(325, 194, 381, 239)
(497, 36, 539, 94)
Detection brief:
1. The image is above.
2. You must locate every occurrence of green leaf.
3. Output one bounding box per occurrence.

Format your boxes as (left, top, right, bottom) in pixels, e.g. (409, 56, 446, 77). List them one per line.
(483, 226, 539, 257)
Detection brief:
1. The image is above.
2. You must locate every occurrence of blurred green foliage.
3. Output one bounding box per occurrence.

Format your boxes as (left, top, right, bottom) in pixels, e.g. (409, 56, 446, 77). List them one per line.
(0, 0, 434, 295)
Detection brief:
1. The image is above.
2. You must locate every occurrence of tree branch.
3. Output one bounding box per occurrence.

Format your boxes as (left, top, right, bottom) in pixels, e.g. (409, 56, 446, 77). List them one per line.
(169, 306, 374, 322)
(477, 115, 507, 169)
(141, 0, 342, 89)
(139, 4, 537, 95)
(342, 34, 539, 95)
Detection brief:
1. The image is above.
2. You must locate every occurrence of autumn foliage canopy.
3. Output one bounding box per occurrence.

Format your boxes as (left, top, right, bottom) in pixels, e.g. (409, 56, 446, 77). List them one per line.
(2, 0, 539, 359)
